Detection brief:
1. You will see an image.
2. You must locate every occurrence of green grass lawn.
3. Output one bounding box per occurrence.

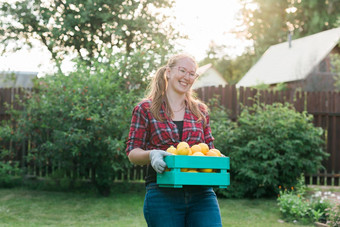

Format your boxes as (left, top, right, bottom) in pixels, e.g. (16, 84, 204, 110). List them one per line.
(0, 183, 312, 227)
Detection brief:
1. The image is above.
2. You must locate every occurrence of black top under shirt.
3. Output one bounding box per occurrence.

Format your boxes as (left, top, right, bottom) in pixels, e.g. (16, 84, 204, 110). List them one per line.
(173, 120, 184, 141)
(145, 120, 184, 185)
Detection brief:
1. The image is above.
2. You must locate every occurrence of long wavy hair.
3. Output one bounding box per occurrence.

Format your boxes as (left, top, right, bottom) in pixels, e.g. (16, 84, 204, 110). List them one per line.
(145, 54, 208, 126)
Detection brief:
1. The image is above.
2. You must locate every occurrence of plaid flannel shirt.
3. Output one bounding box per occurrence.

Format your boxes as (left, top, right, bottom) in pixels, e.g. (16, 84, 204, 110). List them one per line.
(126, 99, 214, 155)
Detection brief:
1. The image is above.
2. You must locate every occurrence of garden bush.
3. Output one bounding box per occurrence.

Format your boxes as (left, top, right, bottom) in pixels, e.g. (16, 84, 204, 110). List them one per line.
(209, 98, 236, 155)
(277, 175, 332, 225)
(277, 186, 332, 224)
(0, 123, 22, 187)
(216, 101, 328, 198)
(0, 52, 157, 195)
(326, 204, 340, 227)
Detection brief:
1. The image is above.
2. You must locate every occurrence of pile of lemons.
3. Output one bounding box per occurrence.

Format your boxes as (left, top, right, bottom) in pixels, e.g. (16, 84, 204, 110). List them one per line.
(165, 142, 223, 173)
(166, 141, 221, 157)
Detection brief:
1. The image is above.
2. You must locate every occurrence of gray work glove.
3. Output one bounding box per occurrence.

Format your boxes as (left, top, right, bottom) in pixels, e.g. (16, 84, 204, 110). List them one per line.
(149, 150, 172, 173)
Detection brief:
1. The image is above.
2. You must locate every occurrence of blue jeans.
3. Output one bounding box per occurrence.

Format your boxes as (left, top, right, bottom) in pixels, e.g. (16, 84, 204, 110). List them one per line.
(143, 183, 222, 227)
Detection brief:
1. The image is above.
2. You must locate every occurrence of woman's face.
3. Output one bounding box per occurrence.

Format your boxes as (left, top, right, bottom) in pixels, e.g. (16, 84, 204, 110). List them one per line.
(166, 57, 198, 95)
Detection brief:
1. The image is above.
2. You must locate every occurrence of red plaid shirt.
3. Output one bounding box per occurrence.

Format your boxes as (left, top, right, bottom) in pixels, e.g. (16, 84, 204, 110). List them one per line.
(126, 99, 214, 154)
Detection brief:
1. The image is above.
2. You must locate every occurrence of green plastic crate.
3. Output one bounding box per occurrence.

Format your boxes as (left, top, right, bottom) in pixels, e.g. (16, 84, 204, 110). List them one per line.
(157, 155, 230, 188)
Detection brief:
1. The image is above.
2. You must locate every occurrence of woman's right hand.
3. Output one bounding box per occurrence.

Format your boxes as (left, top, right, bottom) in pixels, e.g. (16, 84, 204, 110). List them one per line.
(149, 150, 172, 173)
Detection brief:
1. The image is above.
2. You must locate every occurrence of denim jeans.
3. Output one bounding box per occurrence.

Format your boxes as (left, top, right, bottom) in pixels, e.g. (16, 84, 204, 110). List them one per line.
(143, 183, 222, 227)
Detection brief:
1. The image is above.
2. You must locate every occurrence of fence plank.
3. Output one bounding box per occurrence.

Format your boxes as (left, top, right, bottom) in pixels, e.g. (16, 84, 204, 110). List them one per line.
(334, 116, 340, 173)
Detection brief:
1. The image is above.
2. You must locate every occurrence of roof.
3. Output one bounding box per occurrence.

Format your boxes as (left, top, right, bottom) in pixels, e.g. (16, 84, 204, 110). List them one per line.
(196, 63, 213, 76)
(0, 71, 37, 88)
(192, 63, 228, 89)
(237, 27, 340, 87)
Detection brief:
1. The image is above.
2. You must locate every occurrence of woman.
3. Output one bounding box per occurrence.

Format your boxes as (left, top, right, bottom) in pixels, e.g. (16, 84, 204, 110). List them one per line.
(126, 54, 222, 227)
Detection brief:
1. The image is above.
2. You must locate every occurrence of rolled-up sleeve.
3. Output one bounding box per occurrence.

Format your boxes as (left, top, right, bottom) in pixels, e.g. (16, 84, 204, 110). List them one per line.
(125, 104, 149, 155)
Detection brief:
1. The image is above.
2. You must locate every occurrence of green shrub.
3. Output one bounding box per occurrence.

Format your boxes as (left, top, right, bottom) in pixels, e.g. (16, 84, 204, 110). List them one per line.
(209, 98, 236, 156)
(3, 52, 155, 195)
(326, 205, 340, 227)
(277, 182, 333, 225)
(223, 101, 328, 198)
(0, 161, 21, 187)
(0, 125, 22, 188)
(278, 190, 311, 224)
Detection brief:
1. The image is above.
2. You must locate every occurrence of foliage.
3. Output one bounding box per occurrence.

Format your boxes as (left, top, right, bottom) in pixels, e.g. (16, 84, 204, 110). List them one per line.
(0, 0, 179, 72)
(326, 205, 340, 227)
(221, 100, 328, 198)
(251, 82, 288, 91)
(1, 51, 154, 196)
(251, 83, 270, 90)
(238, 0, 340, 57)
(277, 186, 332, 224)
(208, 97, 236, 156)
(199, 44, 255, 85)
(273, 82, 288, 92)
(278, 190, 311, 224)
(277, 175, 337, 225)
(287, 0, 340, 37)
(331, 53, 340, 91)
(0, 124, 22, 187)
(0, 161, 21, 187)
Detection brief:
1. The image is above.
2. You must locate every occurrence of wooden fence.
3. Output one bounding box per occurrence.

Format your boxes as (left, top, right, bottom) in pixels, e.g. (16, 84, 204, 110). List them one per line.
(1, 86, 340, 185)
(0, 88, 30, 121)
(196, 85, 340, 186)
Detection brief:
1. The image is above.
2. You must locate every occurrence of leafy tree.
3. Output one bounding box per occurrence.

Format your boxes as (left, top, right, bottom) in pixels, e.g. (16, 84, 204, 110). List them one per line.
(238, 0, 340, 57)
(289, 0, 340, 37)
(0, 0, 179, 72)
(0, 51, 155, 196)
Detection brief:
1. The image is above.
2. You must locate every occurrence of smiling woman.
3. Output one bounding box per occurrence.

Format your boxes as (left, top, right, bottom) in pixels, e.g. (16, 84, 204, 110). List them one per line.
(126, 53, 223, 226)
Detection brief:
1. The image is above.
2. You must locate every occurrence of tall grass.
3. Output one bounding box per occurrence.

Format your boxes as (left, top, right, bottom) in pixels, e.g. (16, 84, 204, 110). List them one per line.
(0, 183, 312, 227)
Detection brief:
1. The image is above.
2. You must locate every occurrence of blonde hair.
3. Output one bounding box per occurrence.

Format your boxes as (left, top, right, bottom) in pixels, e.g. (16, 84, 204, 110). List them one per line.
(146, 54, 208, 126)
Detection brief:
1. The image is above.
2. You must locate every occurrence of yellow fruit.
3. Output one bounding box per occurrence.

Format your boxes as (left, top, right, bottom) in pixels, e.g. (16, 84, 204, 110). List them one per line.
(210, 148, 222, 157)
(190, 144, 202, 154)
(166, 145, 177, 154)
(177, 141, 189, 150)
(177, 146, 190, 155)
(192, 151, 205, 156)
(206, 150, 219, 157)
(176, 141, 190, 155)
(200, 168, 213, 173)
(188, 148, 193, 155)
(186, 170, 199, 173)
(198, 143, 209, 155)
(181, 168, 197, 172)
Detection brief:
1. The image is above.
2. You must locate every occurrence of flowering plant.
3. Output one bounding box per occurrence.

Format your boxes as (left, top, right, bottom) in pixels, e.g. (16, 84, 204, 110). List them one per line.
(326, 204, 340, 227)
(277, 176, 334, 224)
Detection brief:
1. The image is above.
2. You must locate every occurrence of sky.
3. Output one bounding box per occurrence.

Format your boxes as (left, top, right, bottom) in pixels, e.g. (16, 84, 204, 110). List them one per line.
(171, 0, 250, 60)
(0, 0, 251, 76)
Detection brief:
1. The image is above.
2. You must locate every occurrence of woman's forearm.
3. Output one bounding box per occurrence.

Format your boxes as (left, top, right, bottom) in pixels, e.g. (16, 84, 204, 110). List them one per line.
(128, 148, 151, 166)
